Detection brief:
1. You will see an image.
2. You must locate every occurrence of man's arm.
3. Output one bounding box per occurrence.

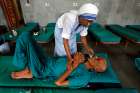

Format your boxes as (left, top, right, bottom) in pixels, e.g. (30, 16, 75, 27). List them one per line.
(55, 52, 83, 86)
(55, 62, 80, 87)
(55, 69, 72, 86)
(55, 60, 79, 86)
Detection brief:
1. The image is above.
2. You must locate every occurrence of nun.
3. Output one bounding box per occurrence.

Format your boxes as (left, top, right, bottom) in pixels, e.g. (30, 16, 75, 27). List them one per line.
(54, 3, 99, 69)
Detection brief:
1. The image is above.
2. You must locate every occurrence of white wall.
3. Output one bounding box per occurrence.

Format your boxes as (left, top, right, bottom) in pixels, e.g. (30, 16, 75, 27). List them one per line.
(0, 6, 7, 26)
(20, 0, 140, 26)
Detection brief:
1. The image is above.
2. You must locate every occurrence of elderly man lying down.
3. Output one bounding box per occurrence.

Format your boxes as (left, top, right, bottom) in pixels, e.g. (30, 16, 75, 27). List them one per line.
(11, 31, 107, 88)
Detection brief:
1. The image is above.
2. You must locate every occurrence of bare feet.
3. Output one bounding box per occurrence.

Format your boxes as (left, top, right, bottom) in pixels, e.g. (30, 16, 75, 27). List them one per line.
(11, 68, 29, 77)
(11, 69, 33, 79)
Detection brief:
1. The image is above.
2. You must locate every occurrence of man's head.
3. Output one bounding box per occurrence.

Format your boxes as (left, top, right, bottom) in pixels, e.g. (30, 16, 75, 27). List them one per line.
(73, 52, 107, 72)
(86, 56, 107, 72)
(78, 3, 99, 27)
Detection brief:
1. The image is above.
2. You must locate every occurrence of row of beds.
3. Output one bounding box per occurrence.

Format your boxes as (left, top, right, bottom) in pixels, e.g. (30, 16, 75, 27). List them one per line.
(0, 22, 139, 93)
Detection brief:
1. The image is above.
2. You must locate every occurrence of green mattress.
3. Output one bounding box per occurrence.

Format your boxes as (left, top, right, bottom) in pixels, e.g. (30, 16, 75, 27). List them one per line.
(34, 23, 55, 42)
(0, 88, 137, 93)
(0, 22, 54, 43)
(34, 31, 54, 42)
(0, 22, 39, 42)
(32, 88, 138, 93)
(46, 23, 56, 28)
(88, 23, 121, 43)
(106, 25, 140, 42)
(89, 53, 120, 83)
(95, 88, 138, 93)
(0, 53, 120, 88)
(0, 88, 31, 93)
(0, 88, 138, 93)
(135, 58, 140, 71)
(126, 25, 140, 31)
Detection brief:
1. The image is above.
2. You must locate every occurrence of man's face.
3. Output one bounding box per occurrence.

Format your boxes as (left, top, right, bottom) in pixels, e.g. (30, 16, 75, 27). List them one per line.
(79, 17, 93, 27)
(88, 57, 107, 72)
(87, 57, 96, 69)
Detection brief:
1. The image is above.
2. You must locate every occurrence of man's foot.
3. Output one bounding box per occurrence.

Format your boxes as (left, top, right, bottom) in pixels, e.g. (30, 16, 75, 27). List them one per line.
(11, 71, 33, 79)
(11, 68, 29, 77)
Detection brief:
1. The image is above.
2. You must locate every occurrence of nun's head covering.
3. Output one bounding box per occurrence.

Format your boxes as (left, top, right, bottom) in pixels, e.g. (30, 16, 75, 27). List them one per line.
(78, 3, 99, 21)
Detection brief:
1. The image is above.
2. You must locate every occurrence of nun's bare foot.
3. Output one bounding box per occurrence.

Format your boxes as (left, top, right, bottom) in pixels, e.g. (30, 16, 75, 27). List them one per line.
(11, 71, 32, 79)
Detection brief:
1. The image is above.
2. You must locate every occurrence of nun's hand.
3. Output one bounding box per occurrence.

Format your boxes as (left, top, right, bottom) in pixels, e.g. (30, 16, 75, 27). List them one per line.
(87, 47, 94, 56)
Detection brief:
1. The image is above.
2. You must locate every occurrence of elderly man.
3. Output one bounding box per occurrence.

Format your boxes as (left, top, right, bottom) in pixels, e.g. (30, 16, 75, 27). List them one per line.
(11, 31, 107, 88)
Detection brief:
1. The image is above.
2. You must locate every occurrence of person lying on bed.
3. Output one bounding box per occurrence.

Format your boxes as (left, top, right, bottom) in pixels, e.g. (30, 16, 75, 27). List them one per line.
(11, 31, 107, 88)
